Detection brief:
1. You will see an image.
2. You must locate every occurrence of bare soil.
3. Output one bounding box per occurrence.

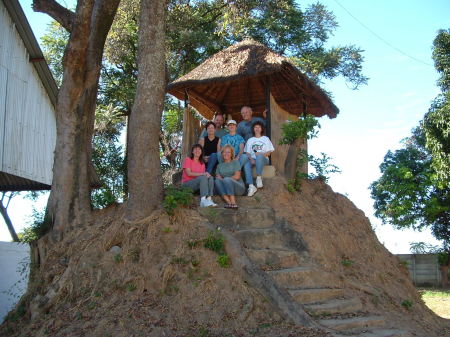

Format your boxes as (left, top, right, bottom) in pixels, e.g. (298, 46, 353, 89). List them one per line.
(1, 176, 449, 337)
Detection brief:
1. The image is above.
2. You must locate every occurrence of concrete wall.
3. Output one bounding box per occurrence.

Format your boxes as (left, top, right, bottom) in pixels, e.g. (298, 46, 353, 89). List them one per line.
(397, 253, 441, 287)
(0, 241, 29, 322)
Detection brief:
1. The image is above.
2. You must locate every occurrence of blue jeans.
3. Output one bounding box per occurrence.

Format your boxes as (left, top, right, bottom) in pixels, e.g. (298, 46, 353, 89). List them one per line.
(182, 175, 214, 197)
(214, 177, 246, 196)
(243, 155, 269, 185)
(206, 153, 218, 174)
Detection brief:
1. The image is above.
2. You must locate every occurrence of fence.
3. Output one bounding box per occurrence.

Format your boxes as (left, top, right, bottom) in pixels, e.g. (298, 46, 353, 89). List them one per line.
(396, 254, 441, 287)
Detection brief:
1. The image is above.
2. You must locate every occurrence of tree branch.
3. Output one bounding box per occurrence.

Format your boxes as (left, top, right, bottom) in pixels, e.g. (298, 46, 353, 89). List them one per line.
(0, 198, 19, 242)
(32, 0, 75, 32)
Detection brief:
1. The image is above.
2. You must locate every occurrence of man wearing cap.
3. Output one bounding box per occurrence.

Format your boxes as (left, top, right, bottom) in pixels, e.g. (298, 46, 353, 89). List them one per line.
(237, 106, 266, 141)
(218, 120, 259, 196)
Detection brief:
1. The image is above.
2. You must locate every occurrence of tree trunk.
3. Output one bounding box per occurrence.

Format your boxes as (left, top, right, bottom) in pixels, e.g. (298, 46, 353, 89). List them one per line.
(35, 0, 120, 236)
(126, 0, 166, 221)
(284, 138, 307, 181)
(0, 200, 19, 242)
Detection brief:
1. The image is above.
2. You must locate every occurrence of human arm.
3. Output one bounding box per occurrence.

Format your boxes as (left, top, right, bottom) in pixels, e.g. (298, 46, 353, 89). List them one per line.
(231, 160, 241, 180)
(184, 167, 211, 177)
(183, 158, 210, 178)
(236, 138, 245, 159)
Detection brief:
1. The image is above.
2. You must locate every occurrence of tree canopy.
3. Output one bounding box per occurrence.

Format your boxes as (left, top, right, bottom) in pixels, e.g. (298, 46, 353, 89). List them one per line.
(423, 29, 450, 186)
(370, 127, 449, 249)
(370, 29, 450, 255)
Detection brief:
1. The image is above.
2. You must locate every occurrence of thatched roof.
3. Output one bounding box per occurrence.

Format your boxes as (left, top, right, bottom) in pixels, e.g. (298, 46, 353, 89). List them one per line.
(167, 39, 339, 120)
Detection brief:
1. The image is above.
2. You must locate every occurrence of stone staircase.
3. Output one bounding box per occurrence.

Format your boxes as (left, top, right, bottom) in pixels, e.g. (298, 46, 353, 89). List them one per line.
(200, 204, 412, 337)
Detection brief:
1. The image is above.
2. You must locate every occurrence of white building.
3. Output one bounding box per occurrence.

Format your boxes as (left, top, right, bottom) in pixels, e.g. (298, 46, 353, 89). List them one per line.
(0, 0, 58, 191)
(0, 241, 29, 322)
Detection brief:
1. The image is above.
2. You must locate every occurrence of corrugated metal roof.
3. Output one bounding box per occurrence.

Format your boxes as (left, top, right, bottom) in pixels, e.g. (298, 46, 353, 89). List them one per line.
(0, 171, 50, 191)
(2, 0, 58, 106)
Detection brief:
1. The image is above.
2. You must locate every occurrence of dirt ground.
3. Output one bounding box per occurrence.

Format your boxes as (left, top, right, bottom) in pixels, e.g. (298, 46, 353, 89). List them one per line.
(1, 176, 449, 337)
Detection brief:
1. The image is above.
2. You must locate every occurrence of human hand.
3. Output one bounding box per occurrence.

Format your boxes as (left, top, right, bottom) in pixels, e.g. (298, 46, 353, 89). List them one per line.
(250, 158, 256, 165)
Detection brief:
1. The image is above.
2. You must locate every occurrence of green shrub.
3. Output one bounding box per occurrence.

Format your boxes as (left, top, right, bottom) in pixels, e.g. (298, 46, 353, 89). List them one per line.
(341, 258, 354, 267)
(18, 208, 50, 243)
(126, 284, 137, 292)
(279, 115, 319, 145)
(163, 185, 193, 215)
(401, 299, 413, 310)
(217, 254, 230, 268)
(203, 231, 225, 254)
(114, 254, 123, 263)
(308, 153, 341, 182)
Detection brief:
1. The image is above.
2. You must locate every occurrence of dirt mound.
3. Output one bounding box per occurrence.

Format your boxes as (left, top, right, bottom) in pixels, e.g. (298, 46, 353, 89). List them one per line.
(259, 177, 449, 336)
(1, 176, 449, 336)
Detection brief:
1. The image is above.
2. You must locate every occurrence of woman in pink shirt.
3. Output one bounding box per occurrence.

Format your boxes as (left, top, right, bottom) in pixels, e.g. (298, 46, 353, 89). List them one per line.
(182, 144, 217, 207)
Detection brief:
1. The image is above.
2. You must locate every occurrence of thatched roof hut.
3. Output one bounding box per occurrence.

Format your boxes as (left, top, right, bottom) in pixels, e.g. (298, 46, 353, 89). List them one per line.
(167, 38, 338, 120)
(167, 39, 339, 178)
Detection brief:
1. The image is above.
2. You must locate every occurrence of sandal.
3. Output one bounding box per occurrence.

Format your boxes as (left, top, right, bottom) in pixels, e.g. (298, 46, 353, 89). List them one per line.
(224, 203, 232, 209)
(231, 204, 238, 209)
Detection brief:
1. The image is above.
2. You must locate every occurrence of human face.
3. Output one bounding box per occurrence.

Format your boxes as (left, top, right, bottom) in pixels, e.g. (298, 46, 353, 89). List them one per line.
(207, 124, 215, 136)
(192, 146, 202, 159)
(253, 124, 262, 137)
(241, 107, 252, 121)
(214, 115, 224, 128)
(227, 123, 237, 134)
(222, 148, 232, 162)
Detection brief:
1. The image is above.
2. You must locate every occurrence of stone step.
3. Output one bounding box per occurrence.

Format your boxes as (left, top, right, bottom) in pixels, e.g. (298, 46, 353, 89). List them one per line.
(333, 328, 411, 337)
(236, 208, 276, 230)
(245, 248, 305, 269)
(304, 297, 362, 315)
(289, 288, 344, 304)
(320, 316, 385, 332)
(234, 228, 286, 250)
(199, 207, 275, 229)
(267, 267, 338, 289)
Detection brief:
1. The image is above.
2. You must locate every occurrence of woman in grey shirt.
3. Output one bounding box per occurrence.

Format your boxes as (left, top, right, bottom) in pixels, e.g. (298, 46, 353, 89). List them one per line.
(214, 144, 246, 209)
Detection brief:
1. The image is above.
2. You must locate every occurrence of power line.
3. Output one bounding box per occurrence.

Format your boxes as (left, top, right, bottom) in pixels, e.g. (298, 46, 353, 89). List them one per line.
(332, 0, 434, 67)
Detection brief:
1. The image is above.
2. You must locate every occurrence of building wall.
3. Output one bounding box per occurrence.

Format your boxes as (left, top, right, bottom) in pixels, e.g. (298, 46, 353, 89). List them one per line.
(397, 254, 442, 287)
(0, 241, 30, 322)
(0, 1, 56, 186)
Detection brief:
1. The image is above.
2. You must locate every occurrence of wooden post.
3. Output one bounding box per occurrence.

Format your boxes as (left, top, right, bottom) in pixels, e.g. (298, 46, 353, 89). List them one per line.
(265, 76, 272, 165)
(181, 92, 191, 159)
(181, 92, 201, 159)
(265, 76, 271, 139)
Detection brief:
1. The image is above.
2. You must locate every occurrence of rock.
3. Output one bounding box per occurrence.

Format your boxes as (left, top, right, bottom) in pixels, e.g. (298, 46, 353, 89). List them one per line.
(109, 245, 121, 254)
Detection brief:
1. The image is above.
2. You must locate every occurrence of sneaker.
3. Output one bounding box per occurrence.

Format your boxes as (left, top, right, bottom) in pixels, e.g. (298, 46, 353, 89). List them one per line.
(207, 197, 218, 207)
(256, 176, 263, 188)
(247, 184, 257, 197)
(200, 198, 210, 207)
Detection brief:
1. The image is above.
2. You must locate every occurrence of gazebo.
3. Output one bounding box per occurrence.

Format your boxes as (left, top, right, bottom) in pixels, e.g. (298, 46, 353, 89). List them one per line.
(167, 39, 338, 178)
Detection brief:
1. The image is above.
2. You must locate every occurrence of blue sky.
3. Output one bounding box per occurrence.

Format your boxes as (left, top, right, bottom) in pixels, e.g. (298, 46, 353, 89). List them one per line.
(1, 0, 449, 253)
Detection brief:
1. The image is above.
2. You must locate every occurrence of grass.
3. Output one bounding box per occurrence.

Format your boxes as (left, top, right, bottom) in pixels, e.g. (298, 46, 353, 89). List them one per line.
(418, 288, 450, 318)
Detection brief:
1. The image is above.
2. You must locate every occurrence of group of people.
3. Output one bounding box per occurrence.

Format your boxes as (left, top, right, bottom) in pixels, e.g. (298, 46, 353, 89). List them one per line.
(181, 106, 275, 209)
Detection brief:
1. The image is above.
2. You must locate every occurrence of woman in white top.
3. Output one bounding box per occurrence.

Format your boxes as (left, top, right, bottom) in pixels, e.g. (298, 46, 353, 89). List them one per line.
(243, 121, 275, 191)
